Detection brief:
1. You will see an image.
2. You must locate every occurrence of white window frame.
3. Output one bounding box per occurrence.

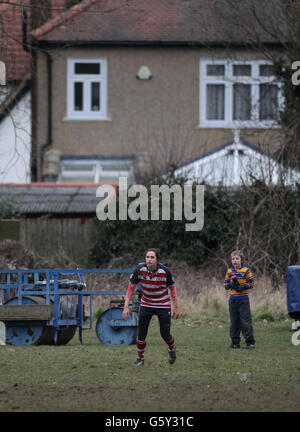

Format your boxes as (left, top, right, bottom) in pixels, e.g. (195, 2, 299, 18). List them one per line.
(59, 158, 134, 184)
(199, 59, 284, 129)
(65, 58, 108, 121)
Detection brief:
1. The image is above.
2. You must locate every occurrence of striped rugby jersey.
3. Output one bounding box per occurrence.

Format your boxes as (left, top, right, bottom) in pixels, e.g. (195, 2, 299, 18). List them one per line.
(224, 265, 254, 299)
(130, 263, 175, 308)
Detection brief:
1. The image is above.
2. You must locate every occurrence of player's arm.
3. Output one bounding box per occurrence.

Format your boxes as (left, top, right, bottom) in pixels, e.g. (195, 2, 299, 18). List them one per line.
(169, 284, 180, 319)
(122, 282, 136, 320)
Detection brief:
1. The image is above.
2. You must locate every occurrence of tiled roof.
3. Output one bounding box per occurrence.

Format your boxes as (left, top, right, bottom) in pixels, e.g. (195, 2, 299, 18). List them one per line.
(0, 183, 117, 215)
(30, 0, 286, 45)
(0, 3, 31, 82)
(0, 0, 68, 82)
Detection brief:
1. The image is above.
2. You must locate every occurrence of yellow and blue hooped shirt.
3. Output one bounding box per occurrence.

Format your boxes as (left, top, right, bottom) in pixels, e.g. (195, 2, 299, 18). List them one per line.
(224, 265, 254, 299)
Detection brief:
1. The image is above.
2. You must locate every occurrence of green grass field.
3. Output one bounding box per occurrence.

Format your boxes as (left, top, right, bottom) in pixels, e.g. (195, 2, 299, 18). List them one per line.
(0, 317, 299, 412)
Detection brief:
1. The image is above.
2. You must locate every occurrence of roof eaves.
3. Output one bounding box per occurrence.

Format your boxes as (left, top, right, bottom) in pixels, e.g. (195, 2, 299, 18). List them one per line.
(30, 39, 285, 48)
(175, 139, 266, 171)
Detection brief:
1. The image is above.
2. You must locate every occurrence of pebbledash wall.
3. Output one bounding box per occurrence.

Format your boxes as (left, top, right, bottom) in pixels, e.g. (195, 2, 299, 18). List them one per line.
(34, 46, 283, 180)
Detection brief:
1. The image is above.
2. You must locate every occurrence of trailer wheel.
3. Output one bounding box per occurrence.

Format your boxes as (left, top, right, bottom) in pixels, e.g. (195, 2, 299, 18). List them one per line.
(3, 296, 77, 346)
(95, 307, 137, 345)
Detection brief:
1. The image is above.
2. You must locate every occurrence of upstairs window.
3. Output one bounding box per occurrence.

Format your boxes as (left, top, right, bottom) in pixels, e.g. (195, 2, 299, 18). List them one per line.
(66, 59, 108, 120)
(199, 59, 283, 128)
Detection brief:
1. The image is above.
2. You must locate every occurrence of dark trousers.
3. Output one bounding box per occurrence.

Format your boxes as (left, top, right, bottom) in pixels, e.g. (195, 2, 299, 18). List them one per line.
(138, 306, 172, 343)
(229, 297, 255, 345)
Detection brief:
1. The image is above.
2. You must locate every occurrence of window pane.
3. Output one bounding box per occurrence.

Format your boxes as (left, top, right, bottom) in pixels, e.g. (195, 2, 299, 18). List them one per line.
(259, 65, 274, 76)
(99, 173, 132, 183)
(91, 82, 100, 111)
(233, 84, 251, 120)
(63, 163, 95, 171)
(102, 162, 132, 171)
(259, 84, 278, 120)
(60, 174, 95, 183)
(206, 65, 225, 76)
(206, 85, 224, 120)
(75, 63, 100, 74)
(74, 82, 83, 111)
(233, 65, 251, 76)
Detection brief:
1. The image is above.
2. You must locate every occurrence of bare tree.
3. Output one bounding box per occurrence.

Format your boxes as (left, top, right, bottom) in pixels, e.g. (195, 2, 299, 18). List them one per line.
(212, 0, 300, 169)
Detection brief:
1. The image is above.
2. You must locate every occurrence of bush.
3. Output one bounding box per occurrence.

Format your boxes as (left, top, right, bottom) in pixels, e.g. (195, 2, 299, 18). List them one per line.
(88, 175, 300, 283)
(253, 308, 275, 322)
(88, 178, 237, 267)
(0, 197, 20, 219)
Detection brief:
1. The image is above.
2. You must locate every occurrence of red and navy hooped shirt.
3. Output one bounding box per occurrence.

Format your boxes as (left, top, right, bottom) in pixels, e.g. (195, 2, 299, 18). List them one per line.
(130, 263, 175, 308)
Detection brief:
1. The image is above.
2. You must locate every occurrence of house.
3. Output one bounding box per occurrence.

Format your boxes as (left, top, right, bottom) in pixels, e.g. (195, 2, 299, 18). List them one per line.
(173, 130, 300, 187)
(28, 0, 287, 183)
(0, 2, 32, 183)
(0, 0, 71, 183)
(0, 182, 115, 264)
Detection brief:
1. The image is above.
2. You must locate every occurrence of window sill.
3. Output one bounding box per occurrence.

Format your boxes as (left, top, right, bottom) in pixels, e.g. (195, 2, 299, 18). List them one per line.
(198, 121, 281, 129)
(63, 116, 112, 122)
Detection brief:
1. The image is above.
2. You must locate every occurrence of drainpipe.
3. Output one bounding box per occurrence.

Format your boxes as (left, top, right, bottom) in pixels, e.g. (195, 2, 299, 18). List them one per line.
(23, 8, 52, 182)
(41, 51, 53, 171)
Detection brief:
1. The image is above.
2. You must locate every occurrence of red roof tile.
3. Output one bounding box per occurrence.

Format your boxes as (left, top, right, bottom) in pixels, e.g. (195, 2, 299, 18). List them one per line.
(32, 0, 99, 40)
(30, 0, 287, 45)
(0, 0, 69, 82)
(0, 3, 31, 82)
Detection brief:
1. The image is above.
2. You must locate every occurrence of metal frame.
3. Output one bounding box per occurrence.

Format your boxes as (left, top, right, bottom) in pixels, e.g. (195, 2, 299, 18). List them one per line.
(0, 268, 134, 344)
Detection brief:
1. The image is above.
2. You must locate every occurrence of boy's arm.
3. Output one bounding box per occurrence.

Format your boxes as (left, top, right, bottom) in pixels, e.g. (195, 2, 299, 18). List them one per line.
(245, 269, 254, 289)
(240, 269, 255, 290)
(224, 270, 233, 290)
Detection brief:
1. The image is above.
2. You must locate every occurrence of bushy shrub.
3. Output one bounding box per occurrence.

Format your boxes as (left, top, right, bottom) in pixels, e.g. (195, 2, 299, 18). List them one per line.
(88, 178, 237, 267)
(88, 176, 300, 282)
(0, 197, 20, 219)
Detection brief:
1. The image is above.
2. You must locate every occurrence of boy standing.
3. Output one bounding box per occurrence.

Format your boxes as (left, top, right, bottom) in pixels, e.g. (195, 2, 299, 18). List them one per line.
(224, 250, 255, 349)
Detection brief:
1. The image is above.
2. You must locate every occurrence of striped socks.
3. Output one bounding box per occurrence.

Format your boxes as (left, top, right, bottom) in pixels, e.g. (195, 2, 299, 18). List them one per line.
(167, 335, 175, 352)
(137, 338, 146, 359)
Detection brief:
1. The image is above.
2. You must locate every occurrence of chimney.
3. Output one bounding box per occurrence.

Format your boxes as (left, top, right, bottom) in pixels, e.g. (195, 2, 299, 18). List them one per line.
(42, 149, 61, 182)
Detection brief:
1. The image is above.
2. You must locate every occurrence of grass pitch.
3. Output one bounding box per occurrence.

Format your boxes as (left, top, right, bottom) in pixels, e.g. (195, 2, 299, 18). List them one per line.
(0, 317, 299, 412)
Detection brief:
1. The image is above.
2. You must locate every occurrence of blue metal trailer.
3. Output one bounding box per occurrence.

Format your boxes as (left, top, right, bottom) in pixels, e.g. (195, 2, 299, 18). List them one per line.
(0, 269, 140, 346)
